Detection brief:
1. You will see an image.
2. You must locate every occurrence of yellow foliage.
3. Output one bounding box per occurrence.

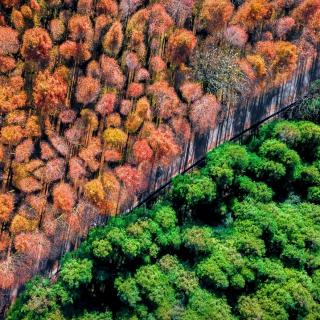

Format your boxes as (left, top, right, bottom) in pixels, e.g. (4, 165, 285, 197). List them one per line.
(103, 128, 128, 149)
(247, 54, 267, 78)
(10, 214, 38, 234)
(125, 113, 143, 134)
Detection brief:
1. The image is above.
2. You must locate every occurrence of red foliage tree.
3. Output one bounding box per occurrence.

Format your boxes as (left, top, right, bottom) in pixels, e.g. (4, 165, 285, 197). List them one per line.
(68, 14, 93, 43)
(292, 0, 320, 25)
(50, 18, 66, 42)
(161, 0, 195, 27)
(0, 259, 15, 289)
(170, 116, 191, 143)
(77, 0, 93, 14)
(133, 139, 153, 163)
(21, 28, 53, 63)
(0, 193, 14, 224)
(14, 232, 51, 262)
(275, 17, 295, 39)
(127, 82, 144, 99)
(119, 0, 144, 19)
(180, 81, 203, 104)
(76, 76, 101, 105)
(100, 55, 125, 89)
(15, 139, 34, 163)
(115, 164, 145, 194)
(60, 40, 92, 62)
(86, 60, 101, 78)
(0, 76, 27, 113)
(224, 25, 248, 48)
(120, 99, 133, 116)
(96, 0, 119, 17)
(43, 158, 66, 183)
(189, 94, 221, 134)
(0, 55, 16, 73)
(0, 232, 10, 252)
(0, 0, 20, 8)
(147, 81, 180, 120)
(148, 4, 174, 38)
(232, 0, 273, 31)
(148, 125, 180, 166)
(96, 93, 117, 117)
(33, 70, 68, 116)
(53, 182, 76, 213)
(69, 157, 86, 184)
(0, 27, 19, 55)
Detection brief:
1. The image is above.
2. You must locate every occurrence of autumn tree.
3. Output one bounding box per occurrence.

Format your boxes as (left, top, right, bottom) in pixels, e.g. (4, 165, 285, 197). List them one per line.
(21, 28, 53, 63)
(167, 29, 197, 66)
(33, 70, 68, 116)
(189, 94, 221, 134)
(76, 76, 101, 105)
(232, 0, 274, 31)
(161, 0, 195, 27)
(0, 193, 14, 225)
(0, 27, 20, 56)
(198, 0, 234, 33)
(53, 183, 76, 214)
(102, 21, 123, 57)
(224, 25, 248, 48)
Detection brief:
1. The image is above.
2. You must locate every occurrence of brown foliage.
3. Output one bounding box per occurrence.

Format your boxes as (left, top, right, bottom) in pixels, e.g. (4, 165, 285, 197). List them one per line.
(21, 28, 53, 62)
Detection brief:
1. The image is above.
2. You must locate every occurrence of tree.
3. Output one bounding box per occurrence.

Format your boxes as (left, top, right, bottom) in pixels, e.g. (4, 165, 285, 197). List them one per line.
(292, 0, 320, 26)
(14, 232, 51, 262)
(96, 93, 117, 119)
(76, 76, 101, 105)
(100, 55, 125, 89)
(166, 29, 197, 65)
(275, 17, 295, 39)
(0, 27, 20, 56)
(232, 0, 274, 31)
(133, 139, 153, 163)
(161, 0, 195, 27)
(189, 94, 220, 134)
(147, 81, 180, 120)
(102, 21, 123, 57)
(148, 126, 180, 166)
(60, 258, 93, 289)
(224, 25, 248, 48)
(199, 0, 234, 33)
(192, 43, 247, 100)
(33, 70, 68, 116)
(115, 164, 145, 194)
(21, 28, 53, 63)
(53, 183, 76, 214)
(96, 0, 119, 17)
(68, 14, 93, 44)
(0, 193, 14, 224)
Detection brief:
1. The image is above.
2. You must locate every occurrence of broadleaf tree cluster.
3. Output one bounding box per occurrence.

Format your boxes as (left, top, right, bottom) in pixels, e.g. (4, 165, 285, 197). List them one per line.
(0, 0, 319, 297)
(7, 119, 320, 319)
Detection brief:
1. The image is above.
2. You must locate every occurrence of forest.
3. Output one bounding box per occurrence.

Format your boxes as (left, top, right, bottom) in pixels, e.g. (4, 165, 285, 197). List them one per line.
(6, 118, 320, 319)
(0, 0, 320, 316)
